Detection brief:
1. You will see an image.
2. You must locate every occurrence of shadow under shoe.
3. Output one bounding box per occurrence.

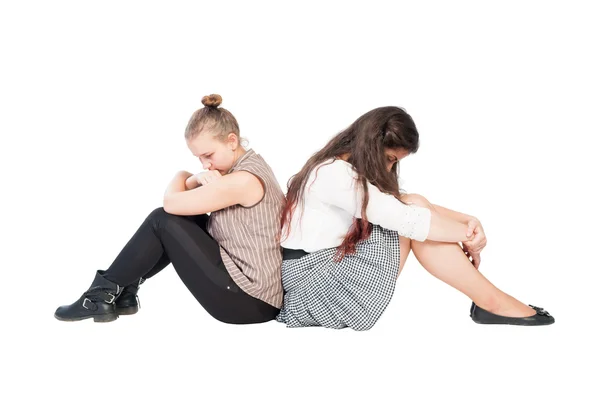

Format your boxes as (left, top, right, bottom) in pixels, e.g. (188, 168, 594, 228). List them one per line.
(470, 302, 555, 326)
(54, 270, 123, 323)
(115, 277, 145, 316)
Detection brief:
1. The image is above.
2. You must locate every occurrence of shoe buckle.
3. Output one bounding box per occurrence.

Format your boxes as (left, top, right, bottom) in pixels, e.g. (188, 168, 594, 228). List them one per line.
(82, 297, 92, 310)
(105, 292, 116, 304)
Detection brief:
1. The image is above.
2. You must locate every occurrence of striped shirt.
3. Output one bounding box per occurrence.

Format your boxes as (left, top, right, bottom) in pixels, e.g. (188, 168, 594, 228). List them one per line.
(207, 148, 284, 308)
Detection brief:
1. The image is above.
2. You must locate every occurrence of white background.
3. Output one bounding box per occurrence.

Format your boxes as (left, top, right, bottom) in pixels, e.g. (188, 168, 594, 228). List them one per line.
(1, 1, 599, 397)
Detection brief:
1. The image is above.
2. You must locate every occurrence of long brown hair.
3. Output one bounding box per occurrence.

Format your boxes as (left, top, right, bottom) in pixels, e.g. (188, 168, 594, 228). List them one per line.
(281, 106, 420, 261)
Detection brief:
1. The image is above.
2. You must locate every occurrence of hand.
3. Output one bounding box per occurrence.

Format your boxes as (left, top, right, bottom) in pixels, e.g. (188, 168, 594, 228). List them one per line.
(461, 217, 487, 269)
(191, 170, 223, 186)
(465, 251, 481, 270)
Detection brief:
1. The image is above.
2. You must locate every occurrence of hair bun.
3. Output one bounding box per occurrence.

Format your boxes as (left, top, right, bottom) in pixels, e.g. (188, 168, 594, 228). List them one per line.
(201, 94, 222, 108)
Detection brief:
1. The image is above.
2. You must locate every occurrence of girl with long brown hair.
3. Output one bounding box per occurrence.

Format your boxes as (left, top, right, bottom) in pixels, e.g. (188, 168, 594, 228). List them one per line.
(277, 106, 554, 331)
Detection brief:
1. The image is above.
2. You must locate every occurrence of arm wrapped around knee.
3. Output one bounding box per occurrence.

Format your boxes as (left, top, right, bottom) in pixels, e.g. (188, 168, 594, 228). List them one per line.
(399, 193, 435, 212)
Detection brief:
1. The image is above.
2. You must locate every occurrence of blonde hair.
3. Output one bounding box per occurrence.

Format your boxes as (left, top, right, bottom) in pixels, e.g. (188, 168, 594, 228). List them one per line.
(184, 94, 246, 146)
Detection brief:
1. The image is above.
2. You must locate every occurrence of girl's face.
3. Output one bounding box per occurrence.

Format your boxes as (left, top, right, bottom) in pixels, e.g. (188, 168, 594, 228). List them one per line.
(186, 132, 237, 175)
(384, 148, 410, 172)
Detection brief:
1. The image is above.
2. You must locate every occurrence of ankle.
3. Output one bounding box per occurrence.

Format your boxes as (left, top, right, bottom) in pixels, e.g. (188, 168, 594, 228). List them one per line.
(473, 294, 503, 313)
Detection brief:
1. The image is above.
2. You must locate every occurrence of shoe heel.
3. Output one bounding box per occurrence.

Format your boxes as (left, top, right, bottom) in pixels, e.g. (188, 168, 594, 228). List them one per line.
(116, 306, 138, 316)
(93, 313, 118, 322)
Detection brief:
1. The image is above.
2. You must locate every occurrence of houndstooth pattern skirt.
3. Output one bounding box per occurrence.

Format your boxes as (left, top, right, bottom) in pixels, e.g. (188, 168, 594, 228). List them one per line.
(276, 224, 400, 331)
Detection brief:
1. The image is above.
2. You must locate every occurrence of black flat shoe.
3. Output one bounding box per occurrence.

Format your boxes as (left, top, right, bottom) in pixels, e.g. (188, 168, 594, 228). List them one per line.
(470, 302, 555, 326)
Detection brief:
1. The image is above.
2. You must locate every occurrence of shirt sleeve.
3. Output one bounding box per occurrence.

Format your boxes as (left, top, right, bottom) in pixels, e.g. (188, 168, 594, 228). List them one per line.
(310, 160, 431, 241)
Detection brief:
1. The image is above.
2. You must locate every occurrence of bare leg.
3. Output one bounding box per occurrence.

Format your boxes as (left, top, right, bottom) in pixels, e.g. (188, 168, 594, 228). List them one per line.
(396, 236, 412, 279)
(397, 194, 536, 317)
(411, 239, 535, 317)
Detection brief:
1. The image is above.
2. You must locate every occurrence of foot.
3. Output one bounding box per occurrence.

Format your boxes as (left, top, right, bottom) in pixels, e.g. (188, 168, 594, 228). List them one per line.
(55, 294, 119, 322)
(54, 270, 123, 323)
(471, 302, 555, 326)
(115, 291, 139, 315)
(114, 277, 144, 316)
(476, 295, 536, 318)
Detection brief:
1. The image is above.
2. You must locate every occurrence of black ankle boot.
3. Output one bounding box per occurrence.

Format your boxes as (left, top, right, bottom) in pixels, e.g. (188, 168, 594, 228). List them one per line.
(115, 277, 145, 316)
(54, 270, 123, 323)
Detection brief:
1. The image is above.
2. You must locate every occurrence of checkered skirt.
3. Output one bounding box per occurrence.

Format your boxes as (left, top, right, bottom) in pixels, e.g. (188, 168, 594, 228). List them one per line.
(275, 224, 400, 331)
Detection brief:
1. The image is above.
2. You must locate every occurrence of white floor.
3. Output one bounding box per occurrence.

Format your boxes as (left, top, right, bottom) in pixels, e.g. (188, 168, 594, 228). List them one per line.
(11, 263, 594, 397)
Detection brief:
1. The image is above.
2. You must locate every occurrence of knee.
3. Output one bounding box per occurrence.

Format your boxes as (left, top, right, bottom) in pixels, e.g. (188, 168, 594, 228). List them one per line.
(149, 206, 168, 220)
(147, 206, 179, 229)
(401, 193, 433, 210)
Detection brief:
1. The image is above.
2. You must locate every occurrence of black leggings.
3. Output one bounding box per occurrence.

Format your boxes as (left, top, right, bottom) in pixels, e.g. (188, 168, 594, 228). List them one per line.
(102, 207, 279, 324)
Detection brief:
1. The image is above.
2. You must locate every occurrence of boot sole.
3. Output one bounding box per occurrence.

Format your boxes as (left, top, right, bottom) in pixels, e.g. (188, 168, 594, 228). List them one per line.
(116, 306, 139, 316)
(54, 313, 119, 322)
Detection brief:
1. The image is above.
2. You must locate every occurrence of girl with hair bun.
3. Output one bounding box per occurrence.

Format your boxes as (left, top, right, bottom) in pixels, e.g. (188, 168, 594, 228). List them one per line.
(55, 94, 285, 324)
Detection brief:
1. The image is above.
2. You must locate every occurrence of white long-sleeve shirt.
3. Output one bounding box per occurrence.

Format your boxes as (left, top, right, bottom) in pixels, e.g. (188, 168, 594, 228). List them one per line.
(281, 158, 432, 252)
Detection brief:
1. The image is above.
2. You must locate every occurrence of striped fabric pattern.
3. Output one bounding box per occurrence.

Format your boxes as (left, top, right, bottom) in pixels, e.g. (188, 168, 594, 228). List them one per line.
(207, 149, 285, 308)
